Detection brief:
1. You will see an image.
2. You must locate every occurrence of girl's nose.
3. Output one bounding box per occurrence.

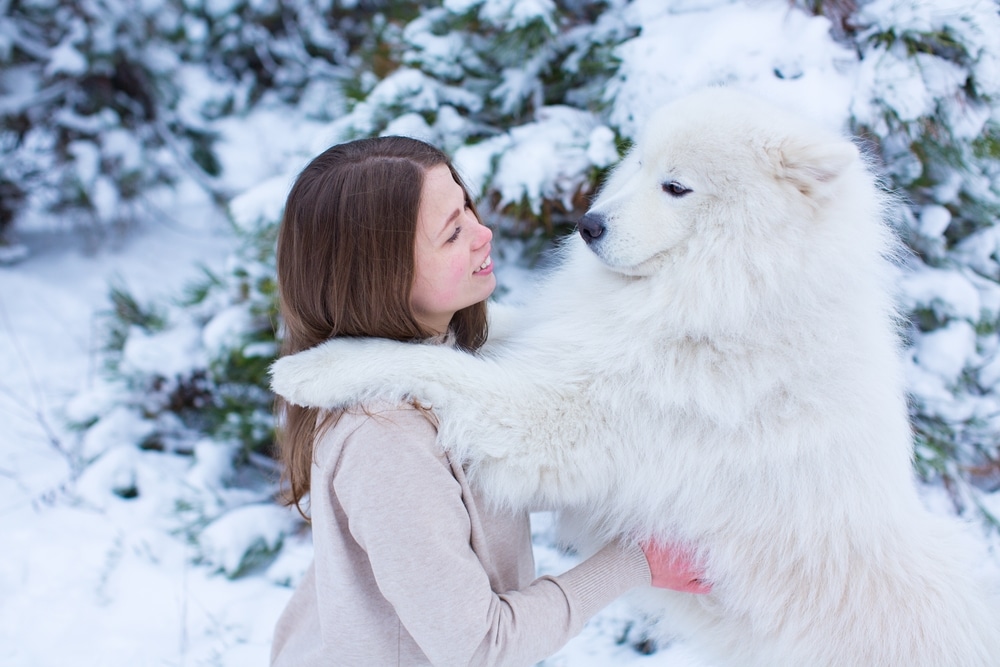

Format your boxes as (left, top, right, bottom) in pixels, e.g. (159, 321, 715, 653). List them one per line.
(475, 220, 493, 246)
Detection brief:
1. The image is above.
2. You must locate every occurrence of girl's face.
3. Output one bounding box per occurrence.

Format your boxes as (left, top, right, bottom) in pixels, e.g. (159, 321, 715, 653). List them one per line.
(411, 164, 496, 335)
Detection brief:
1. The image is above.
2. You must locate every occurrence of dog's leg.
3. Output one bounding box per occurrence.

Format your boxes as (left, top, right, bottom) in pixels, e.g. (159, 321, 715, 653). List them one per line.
(270, 336, 609, 509)
(270, 336, 481, 411)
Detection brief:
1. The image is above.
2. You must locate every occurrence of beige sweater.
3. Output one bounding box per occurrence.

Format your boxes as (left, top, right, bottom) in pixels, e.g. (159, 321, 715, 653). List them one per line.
(270, 404, 651, 667)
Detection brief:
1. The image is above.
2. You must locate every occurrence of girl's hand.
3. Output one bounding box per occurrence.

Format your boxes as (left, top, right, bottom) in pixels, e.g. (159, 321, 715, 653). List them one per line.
(640, 540, 712, 594)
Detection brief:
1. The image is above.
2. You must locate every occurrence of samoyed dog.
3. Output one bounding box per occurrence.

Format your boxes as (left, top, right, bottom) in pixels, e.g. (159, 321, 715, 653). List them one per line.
(270, 88, 1000, 665)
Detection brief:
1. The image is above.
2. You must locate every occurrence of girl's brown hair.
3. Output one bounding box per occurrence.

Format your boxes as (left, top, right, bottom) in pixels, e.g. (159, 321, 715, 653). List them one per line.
(275, 136, 488, 516)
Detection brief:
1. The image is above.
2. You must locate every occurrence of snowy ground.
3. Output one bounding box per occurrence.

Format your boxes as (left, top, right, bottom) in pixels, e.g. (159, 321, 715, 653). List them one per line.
(0, 195, 296, 666)
(0, 218, 281, 665)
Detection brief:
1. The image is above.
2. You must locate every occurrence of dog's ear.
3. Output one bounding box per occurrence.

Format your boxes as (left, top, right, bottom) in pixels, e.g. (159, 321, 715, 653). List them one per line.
(772, 138, 858, 198)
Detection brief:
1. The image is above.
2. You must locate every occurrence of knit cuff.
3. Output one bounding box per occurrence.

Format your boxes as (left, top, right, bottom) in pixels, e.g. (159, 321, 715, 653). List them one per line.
(556, 541, 651, 621)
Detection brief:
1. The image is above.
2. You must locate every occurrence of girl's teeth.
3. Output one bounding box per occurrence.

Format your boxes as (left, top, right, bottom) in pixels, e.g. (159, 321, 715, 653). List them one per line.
(479, 257, 492, 270)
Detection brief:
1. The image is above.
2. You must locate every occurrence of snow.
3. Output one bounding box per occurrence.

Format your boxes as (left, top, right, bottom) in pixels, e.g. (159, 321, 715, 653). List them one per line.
(0, 214, 263, 667)
(492, 105, 611, 214)
(3, 1, 1000, 666)
(203, 304, 256, 357)
(230, 174, 295, 234)
(917, 204, 952, 239)
(122, 321, 207, 378)
(898, 265, 982, 322)
(608, 0, 857, 137)
(45, 40, 87, 77)
(477, 0, 558, 32)
(403, 13, 471, 80)
(912, 319, 978, 384)
(78, 404, 157, 461)
(199, 503, 301, 577)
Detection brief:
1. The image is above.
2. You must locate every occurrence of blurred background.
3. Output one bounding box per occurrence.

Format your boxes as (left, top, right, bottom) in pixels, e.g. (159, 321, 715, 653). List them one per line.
(2, 1, 999, 665)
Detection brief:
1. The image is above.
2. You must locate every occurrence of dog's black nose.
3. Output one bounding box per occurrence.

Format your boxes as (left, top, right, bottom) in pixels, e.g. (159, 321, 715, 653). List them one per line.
(577, 213, 606, 245)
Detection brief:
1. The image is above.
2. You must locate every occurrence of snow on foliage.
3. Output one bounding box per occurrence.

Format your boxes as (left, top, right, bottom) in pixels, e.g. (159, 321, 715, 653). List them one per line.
(608, 0, 858, 136)
(842, 0, 1000, 512)
(199, 503, 301, 578)
(0, 0, 360, 252)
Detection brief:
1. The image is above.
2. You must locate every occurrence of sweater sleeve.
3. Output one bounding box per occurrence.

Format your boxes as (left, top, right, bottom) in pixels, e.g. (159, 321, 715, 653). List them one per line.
(332, 408, 650, 667)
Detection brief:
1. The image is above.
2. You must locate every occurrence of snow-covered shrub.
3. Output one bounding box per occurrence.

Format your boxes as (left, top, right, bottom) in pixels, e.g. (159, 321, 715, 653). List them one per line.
(0, 0, 386, 253)
(2, 0, 196, 245)
(323, 0, 639, 232)
(71, 210, 286, 574)
(97, 220, 278, 459)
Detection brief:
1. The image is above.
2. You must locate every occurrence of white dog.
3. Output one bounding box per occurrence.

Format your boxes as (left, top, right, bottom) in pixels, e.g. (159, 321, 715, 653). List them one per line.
(270, 88, 1000, 666)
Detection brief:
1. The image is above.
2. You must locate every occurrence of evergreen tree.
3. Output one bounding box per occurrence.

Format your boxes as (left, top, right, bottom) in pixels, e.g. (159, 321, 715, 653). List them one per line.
(0, 0, 384, 254)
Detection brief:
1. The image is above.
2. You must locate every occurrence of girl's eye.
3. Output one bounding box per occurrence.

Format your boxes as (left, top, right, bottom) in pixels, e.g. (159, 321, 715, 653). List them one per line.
(447, 226, 461, 243)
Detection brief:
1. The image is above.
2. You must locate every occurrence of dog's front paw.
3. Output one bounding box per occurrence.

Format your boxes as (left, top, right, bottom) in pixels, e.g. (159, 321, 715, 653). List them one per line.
(269, 338, 382, 408)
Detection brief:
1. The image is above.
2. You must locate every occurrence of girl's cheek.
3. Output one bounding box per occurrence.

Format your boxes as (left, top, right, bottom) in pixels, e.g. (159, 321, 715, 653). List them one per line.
(423, 260, 466, 305)
(449, 256, 469, 282)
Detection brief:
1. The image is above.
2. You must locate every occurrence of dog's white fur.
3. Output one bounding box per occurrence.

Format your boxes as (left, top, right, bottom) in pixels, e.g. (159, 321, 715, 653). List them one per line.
(271, 88, 1000, 665)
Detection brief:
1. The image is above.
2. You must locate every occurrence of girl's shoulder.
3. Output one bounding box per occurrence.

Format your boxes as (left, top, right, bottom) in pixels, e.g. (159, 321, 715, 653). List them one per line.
(340, 400, 439, 433)
(315, 401, 444, 472)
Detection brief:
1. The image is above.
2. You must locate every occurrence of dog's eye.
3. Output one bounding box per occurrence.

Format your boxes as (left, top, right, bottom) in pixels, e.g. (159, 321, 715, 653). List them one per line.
(662, 181, 692, 197)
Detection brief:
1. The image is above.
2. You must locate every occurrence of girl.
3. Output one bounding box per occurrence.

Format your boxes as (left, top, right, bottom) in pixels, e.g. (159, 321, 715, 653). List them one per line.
(270, 136, 708, 666)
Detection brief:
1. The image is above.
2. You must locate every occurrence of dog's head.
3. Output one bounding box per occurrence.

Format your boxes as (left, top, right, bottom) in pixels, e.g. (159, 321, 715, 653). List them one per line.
(578, 88, 862, 278)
